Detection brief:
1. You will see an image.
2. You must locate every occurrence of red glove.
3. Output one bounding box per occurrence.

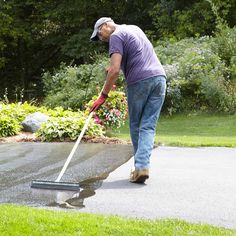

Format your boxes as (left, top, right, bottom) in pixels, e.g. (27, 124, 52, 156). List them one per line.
(90, 93, 108, 112)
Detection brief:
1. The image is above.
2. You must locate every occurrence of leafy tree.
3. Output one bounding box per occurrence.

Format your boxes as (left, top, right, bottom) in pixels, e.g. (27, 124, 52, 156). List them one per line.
(0, 0, 235, 101)
(149, 0, 216, 40)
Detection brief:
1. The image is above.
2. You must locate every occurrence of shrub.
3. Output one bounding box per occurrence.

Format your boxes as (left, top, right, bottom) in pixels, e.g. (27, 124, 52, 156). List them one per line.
(0, 102, 47, 122)
(0, 102, 104, 140)
(42, 62, 108, 110)
(0, 115, 21, 137)
(36, 112, 104, 142)
(156, 33, 236, 114)
(212, 25, 236, 71)
(0, 102, 33, 122)
(155, 37, 204, 65)
(86, 90, 128, 130)
(0, 102, 45, 137)
(224, 81, 236, 113)
(42, 55, 127, 112)
(46, 106, 79, 118)
(163, 64, 182, 115)
(230, 56, 236, 81)
(177, 46, 229, 111)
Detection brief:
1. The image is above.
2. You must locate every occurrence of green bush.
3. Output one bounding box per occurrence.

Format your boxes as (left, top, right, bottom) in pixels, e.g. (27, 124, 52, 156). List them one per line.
(163, 65, 182, 115)
(86, 90, 128, 130)
(42, 56, 126, 111)
(156, 30, 236, 114)
(0, 102, 104, 140)
(178, 46, 229, 111)
(0, 115, 21, 137)
(37, 112, 104, 142)
(0, 102, 47, 122)
(160, 41, 228, 112)
(46, 106, 79, 118)
(0, 102, 44, 137)
(230, 56, 236, 81)
(155, 37, 207, 65)
(212, 25, 236, 73)
(224, 81, 236, 113)
(42, 62, 108, 110)
(0, 102, 33, 122)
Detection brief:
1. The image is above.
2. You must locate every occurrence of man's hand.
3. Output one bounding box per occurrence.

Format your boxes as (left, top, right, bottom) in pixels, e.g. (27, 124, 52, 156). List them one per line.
(90, 93, 108, 112)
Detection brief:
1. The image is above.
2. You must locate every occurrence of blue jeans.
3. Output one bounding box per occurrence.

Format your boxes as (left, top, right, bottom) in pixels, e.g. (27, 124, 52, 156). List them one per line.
(126, 75, 166, 170)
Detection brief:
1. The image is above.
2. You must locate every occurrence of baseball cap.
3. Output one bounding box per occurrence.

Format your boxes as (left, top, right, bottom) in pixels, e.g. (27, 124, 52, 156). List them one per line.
(90, 17, 114, 41)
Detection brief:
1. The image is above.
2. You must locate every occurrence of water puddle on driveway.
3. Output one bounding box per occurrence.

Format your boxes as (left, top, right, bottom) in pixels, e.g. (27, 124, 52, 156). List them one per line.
(0, 143, 132, 209)
(31, 177, 106, 209)
(46, 176, 107, 209)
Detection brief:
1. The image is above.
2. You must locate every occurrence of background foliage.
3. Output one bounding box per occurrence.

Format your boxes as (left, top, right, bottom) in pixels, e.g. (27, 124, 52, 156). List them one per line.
(42, 62, 107, 110)
(157, 26, 236, 114)
(0, 0, 235, 115)
(0, 102, 104, 139)
(40, 26, 236, 115)
(0, 0, 235, 97)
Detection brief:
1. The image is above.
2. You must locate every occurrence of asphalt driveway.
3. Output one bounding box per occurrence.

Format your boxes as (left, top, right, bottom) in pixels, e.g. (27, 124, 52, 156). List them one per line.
(0, 143, 235, 229)
(80, 146, 236, 229)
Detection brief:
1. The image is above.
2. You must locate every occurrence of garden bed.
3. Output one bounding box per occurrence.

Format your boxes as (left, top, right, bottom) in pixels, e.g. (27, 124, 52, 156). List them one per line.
(0, 132, 128, 144)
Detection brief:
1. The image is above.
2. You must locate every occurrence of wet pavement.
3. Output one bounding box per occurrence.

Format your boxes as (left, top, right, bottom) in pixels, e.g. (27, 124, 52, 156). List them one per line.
(0, 143, 236, 229)
(0, 142, 132, 208)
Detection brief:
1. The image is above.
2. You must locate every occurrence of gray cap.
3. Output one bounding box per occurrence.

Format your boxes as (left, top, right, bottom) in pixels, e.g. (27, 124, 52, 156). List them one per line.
(90, 17, 114, 41)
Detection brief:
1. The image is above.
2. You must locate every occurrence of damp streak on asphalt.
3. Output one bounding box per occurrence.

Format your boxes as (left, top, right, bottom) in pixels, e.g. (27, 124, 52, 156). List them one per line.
(0, 142, 133, 209)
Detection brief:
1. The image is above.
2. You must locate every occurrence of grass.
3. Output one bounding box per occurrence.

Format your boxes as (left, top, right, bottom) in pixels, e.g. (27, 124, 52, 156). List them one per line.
(111, 113, 236, 147)
(0, 204, 235, 236)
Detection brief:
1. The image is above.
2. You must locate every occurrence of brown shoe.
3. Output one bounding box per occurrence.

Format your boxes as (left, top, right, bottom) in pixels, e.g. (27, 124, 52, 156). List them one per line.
(129, 169, 149, 183)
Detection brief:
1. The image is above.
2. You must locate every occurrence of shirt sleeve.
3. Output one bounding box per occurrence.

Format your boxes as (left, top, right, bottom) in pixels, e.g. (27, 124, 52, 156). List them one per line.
(109, 35, 123, 57)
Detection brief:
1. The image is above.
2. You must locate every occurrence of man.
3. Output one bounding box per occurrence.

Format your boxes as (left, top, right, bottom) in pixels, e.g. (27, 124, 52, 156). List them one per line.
(90, 17, 166, 184)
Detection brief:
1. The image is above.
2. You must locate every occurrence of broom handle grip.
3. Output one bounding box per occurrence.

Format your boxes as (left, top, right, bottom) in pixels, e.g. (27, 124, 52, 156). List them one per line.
(55, 111, 94, 182)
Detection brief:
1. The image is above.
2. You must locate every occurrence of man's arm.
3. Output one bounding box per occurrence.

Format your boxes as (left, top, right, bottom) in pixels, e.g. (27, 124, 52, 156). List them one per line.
(102, 52, 122, 95)
(90, 53, 122, 112)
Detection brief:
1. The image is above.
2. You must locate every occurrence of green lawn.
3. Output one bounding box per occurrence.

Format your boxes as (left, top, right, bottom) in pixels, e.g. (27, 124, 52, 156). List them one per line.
(0, 204, 235, 236)
(112, 113, 236, 147)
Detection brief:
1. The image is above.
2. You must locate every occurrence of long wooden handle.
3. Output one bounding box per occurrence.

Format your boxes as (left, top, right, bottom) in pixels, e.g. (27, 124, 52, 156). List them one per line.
(55, 112, 94, 182)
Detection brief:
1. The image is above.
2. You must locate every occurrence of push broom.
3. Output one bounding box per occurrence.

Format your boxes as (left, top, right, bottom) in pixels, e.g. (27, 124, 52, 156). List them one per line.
(31, 111, 94, 191)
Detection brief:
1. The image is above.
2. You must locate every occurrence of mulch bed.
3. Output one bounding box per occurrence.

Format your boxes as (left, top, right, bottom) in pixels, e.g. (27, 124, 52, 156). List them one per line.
(0, 132, 128, 145)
